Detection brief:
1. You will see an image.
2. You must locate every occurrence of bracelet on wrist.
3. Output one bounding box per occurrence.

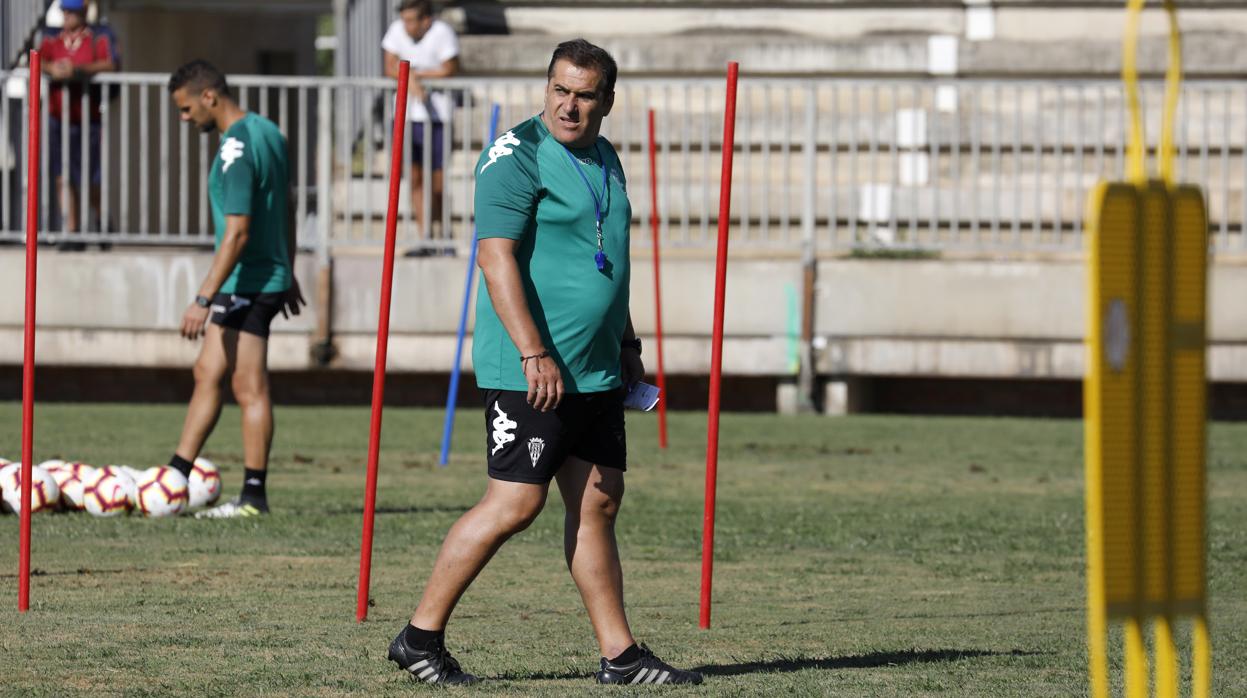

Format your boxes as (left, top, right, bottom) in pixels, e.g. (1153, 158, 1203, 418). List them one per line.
(519, 350, 549, 364)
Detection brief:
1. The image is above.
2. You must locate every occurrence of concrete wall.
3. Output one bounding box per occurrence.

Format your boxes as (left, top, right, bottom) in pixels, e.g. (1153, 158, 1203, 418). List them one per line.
(82, 1, 1247, 80)
(4, 249, 1247, 392)
(446, 2, 1247, 78)
(106, 9, 322, 75)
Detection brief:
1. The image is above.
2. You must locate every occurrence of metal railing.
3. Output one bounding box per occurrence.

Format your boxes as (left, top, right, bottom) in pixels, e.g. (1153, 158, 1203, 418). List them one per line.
(2, 71, 1246, 255)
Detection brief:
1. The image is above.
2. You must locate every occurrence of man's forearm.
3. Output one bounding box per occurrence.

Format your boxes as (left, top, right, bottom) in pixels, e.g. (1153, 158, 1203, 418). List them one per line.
(479, 248, 545, 355)
(77, 59, 116, 76)
(197, 218, 249, 298)
(286, 199, 297, 267)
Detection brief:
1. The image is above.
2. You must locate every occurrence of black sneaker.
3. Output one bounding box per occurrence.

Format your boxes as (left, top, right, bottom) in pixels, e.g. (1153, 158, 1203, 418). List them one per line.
(387, 628, 480, 685)
(596, 644, 703, 685)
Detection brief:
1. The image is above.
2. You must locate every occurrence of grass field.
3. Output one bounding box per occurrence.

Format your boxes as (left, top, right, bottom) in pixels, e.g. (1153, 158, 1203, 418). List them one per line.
(1, 403, 1245, 696)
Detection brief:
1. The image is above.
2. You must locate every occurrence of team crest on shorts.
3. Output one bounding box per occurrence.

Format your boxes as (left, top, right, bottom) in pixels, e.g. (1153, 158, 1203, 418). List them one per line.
(527, 437, 546, 468)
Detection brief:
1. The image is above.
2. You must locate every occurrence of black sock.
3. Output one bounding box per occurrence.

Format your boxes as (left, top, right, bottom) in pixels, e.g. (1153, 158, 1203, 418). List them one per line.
(240, 468, 267, 503)
(404, 624, 444, 652)
(168, 454, 194, 479)
(609, 643, 641, 665)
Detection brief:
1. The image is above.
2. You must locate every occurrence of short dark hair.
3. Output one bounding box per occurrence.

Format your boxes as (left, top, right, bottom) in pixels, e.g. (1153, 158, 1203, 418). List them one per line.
(168, 59, 231, 98)
(397, 0, 433, 16)
(547, 39, 617, 96)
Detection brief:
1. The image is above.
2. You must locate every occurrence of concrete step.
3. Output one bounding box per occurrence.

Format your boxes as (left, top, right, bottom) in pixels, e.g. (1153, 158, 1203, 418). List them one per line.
(457, 31, 1247, 78)
(449, 2, 1247, 42)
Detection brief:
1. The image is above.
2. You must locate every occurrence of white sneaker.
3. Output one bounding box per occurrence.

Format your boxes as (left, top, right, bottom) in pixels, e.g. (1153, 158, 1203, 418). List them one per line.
(193, 498, 268, 519)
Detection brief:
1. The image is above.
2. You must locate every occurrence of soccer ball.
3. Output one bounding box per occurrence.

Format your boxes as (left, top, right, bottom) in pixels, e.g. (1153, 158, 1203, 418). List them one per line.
(51, 463, 96, 511)
(38, 459, 67, 473)
(0, 464, 61, 514)
(0, 462, 12, 514)
(81, 470, 131, 517)
(188, 457, 222, 508)
(134, 467, 189, 517)
(99, 465, 139, 508)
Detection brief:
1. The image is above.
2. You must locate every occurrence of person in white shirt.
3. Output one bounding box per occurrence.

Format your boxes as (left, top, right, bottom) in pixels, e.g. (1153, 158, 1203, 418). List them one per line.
(382, 0, 460, 243)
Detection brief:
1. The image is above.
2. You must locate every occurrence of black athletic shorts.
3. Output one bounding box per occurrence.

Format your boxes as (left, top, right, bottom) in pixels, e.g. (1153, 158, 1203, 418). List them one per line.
(410, 121, 446, 170)
(209, 292, 284, 339)
(483, 388, 627, 484)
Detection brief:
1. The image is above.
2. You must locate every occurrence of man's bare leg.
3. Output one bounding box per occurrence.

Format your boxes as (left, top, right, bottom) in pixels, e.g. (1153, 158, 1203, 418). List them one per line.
(191, 328, 273, 518)
(556, 457, 635, 659)
(409, 163, 426, 241)
(388, 479, 544, 684)
(56, 176, 79, 232)
(230, 330, 273, 473)
(174, 323, 231, 462)
(410, 478, 549, 630)
(89, 185, 102, 232)
(430, 169, 444, 239)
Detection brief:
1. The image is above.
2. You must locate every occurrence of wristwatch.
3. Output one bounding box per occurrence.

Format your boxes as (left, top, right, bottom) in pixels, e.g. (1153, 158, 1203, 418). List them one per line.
(194, 295, 211, 308)
(621, 338, 642, 355)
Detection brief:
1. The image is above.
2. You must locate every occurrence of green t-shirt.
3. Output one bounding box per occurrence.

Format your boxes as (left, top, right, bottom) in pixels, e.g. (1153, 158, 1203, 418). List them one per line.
(473, 115, 632, 393)
(209, 112, 291, 294)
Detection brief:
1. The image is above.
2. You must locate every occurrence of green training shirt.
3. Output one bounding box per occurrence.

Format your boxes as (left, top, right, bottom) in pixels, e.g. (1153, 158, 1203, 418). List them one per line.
(209, 112, 292, 295)
(473, 114, 632, 393)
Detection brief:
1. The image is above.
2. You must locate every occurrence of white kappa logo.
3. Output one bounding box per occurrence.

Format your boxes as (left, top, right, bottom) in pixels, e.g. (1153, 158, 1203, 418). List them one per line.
(479, 131, 522, 174)
(490, 402, 518, 455)
(527, 437, 546, 468)
(220, 137, 245, 173)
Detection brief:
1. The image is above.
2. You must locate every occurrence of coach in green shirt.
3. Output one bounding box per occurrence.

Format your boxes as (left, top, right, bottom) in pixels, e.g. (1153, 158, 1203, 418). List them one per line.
(163, 60, 304, 519)
(386, 39, 702, 687)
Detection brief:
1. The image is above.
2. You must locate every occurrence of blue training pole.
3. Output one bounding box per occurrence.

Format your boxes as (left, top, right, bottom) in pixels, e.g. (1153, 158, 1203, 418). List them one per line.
(439, 104, 501, 466)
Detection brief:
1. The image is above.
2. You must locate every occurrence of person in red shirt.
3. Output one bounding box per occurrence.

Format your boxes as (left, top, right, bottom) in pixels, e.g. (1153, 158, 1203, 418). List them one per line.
(38, 0, 119, 234)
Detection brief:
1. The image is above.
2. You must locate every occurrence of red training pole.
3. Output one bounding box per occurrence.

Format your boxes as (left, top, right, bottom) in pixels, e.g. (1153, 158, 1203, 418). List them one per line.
(699, 61, 738, 630)
(647, 109, 668, 449)
(18, 51, 42, 614)
(357, 60, 410, 623)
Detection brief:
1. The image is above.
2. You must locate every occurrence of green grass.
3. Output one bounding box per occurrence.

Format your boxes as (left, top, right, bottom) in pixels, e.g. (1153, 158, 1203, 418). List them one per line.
(1, 404, 1245, 696)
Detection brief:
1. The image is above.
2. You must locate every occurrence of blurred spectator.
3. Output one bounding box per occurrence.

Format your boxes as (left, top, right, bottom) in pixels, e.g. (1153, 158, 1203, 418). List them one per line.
(39, 0, 119, 236)
(381, 0, 459, 246)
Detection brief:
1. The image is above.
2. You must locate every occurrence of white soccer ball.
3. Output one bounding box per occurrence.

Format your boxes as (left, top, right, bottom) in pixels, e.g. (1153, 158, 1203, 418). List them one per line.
(134, 467, 189, 518)
(188, 457, 222, 508)
(0, 464, 61, 514)
(38, 459, 67, 473)
(81, 470, 131, 517)
(0, 462, 13, 514)
(99, 465, 139, 508)
(119, 465, 144, 481)
(51, 463, 96, 511)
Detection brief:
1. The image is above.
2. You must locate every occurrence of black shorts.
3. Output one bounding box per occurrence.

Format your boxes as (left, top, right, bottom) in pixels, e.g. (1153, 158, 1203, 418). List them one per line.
(49, 119, 101, 186)
(410, 121, 446, 170)
(209, 292, 284, 339)
(483, 388, 627, 484)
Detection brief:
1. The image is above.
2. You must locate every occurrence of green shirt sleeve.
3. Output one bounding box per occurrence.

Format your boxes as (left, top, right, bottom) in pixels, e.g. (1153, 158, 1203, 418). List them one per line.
(220, 133, 255, 217)
(474, 134, 539, 240)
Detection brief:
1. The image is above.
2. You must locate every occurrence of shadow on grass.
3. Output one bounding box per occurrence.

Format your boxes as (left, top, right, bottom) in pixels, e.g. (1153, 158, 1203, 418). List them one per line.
(329, 505, 472, 516)
(496, 649, 1043, 681)
(0, 567, 141, 578)
(803, 606, 1081, 625)
(694, 649, 1044, 676)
